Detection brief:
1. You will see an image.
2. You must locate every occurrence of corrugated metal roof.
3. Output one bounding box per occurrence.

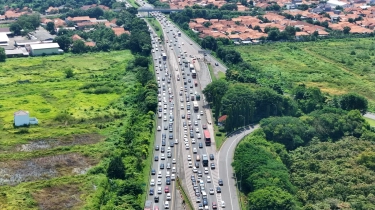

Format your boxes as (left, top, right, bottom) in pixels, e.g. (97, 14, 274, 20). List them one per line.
(30, 43, 60, 50)
(0, 33, 9, 42)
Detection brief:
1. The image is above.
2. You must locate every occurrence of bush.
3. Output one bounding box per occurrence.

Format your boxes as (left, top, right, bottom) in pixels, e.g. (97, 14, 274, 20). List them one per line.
(94, 87, 113, 94)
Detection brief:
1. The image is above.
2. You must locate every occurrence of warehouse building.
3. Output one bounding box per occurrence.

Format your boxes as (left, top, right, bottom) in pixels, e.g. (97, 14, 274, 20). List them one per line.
(28, 43, 63, 56)
(0, 33, 9, 46)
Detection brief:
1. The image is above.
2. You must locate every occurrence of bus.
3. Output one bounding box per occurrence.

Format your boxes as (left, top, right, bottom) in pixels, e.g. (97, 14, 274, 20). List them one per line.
(193, 101, 199, 111)
(162, 53, 167, 60)
(202, 154, 208, 167)
(204, 130, 211, 146)
(192, 70, 196, 79)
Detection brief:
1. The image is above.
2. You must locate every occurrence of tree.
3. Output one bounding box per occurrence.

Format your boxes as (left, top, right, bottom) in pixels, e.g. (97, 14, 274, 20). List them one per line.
(54, 35, 72, 52)
(65, 68, 74, 78)
(71, 40, 87, 54)
(248, 186, 297, 210)
(46, 22, 55, 34)
(0, 47, 6, 62)
(203, 79, 229, 122)
(339, 93, 368, 114)
(107, 155, 126, 179)
(343, 26, 351, 34)
(10, 23, 22, 36)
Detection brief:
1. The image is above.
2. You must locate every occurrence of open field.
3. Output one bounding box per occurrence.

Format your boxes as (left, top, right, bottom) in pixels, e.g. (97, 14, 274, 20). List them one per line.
(236, 38, 375, 110)
(0, 51, 135, 209)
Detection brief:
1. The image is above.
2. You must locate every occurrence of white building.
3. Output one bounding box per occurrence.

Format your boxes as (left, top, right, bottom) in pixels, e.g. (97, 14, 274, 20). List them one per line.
(29, 43, 63, 56)
(14, 110, 39, 126)
(327, 0, 348, 8)
(0, 33, 9, 46)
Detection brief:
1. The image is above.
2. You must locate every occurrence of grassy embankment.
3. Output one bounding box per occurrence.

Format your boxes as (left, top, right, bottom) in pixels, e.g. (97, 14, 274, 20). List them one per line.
(146, 17, 163, 38)
(0, 51, 136, 209)
(236, 38, 375, 111)
(127, 0, 140, 8)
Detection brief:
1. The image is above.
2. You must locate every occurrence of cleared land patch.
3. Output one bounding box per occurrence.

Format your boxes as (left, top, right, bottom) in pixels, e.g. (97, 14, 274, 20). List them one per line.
(0, 153, 96, 185)
(236, 38, 375, 110)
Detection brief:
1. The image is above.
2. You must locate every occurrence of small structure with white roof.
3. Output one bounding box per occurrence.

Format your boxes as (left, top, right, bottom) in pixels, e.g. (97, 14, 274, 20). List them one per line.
(28, 43, 63, 56)
(14, 110, 39, 127)
(0, 33, 9, 46)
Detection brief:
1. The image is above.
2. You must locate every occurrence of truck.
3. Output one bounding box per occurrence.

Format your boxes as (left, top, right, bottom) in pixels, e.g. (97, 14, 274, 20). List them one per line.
(144, 200, 152, 210)
(204, 130, 211, 146)
(202, 154, 209, 167)
(192, 70, 197, 79)
(193, 101, 199, 111)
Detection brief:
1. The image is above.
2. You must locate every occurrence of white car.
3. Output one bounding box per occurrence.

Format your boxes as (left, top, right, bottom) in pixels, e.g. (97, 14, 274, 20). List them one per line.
(157, 178, 162, 185)
(161, 154, 165, 160)
(171, 173, 176, 180)
(166, 193, 171, 201)
(221, 201, 226, 208)
(158, 187, 162, 194)
(187, 155, 192, 161)
(150, 179, 155, 186)
(157, 126, 161, 131)
(209, 188, 214, 195)
(185, 144, 190, 149)
(204, 167, 209, 174)
(192, 167, 197, 173)
(167, 147, 171, 152)
(175, 139, 179, 144)
(188, 161, 193, 168)
(195, 128, 200, 133)
(194, 121, 198, 126)
(193, 148, 197, 153)
(163, 116, 167, 121)
(172, 167, 176, 173)
(207, 176, 211, 183)
(200, 111, 204, 115)
(197, 115, 201, 120)
(191, 138, 196, 144)
(197, 134, 201, 139)
(158, 171, 162, 178)
(172, 158, 176, 164)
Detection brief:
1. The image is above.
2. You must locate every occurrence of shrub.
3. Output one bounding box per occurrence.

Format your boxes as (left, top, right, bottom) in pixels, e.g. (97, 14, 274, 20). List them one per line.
(94, 87, 112, 94)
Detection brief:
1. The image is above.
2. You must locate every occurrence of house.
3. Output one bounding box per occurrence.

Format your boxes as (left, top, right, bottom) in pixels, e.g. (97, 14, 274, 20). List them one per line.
(45, 6, 59, 15)
(0, 33, 9, 46)
(218, 115, 227, 126)
(327, 0, 348, 9)
(5, 48, 29, 57)
(28, 43, 63, 56)
(14, 110, 38, 126)
(71, 34, 83, 41)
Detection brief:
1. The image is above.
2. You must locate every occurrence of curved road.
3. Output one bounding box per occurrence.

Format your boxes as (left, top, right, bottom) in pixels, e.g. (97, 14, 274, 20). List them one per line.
(217, 125, 259, 210)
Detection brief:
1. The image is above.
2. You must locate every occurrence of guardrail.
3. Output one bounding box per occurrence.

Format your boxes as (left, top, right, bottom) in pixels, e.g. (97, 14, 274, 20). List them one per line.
(176, 176, 194, 210)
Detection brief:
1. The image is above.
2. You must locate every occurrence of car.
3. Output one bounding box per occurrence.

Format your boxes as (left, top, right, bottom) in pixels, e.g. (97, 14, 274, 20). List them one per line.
(191, 138, 196, 144)
(187, 155, 192, 161)
(172, 158, 176, 164)
(204, 167, 209, 174)
(221, 201, 226, 208)
(192, 167, 197, 173)
(216, 186, 221, 193)
(149, 188, 154, 195)
(185, 144, 190, 149)
(164, 125, 168, 130)
(166, 193, 171, 201)
(174, 139, 179, 144)
(215, 62, 219, 66)
(198, 204, 204, 210)
(197, 134, 201, 139)
(209, 188, 214, 195)
(182, 114, 185, 119)
(161, 154, 165, 160)
(188, 161, 193, 168)
(160, 164, 164, 169)
(195, 162, 199, 168)
(218, 179, 224, 186)
(203, 198, 208, 206)
(155, 145, 159, 151)
(196, 196, 201, 203)
(207, 176, 211, 183)
(165, 186, 170, 193)
(150, 179, 155, 186)
(194, 121, 198, 126)
(154, 195, 159, 203)
(193, 148, 197, 153)
(199, 143, 203, 148)
(200, 111, 204, 115)
(157, 126, 161, 131)
(171, 173, 176, 180)
(195, 128, 200, 133)
(154, 156, 159, 161)
(162, 140, 166, 146)
(161, 147, 165, 153)
(202, 124, 207, 129)
(158, 171, 162, 178)
(157, 178, 162, 185)
(211, 163, 215, 169)
(209, 154, 214, 160)
(164, 201, 169, 209)
(197, 171, 202, 177)
(151, 169, 156, 175)
(212, 202, 217, 209)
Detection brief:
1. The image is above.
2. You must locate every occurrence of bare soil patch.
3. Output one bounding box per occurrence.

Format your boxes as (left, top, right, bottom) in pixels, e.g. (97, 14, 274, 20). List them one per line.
(33, 184, 83, 210)
(0, 153, 97, 185)
(14, 134, 102, 152)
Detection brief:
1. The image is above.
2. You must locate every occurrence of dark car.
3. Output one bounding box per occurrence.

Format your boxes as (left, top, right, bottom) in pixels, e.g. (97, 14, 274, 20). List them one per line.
(169, 141, 174, 147)
(183, 122, 187, 126)
(167, 152, 172, 158)
(199, 143, 203, 148)
(161, 147, 165, 153)
(158, 108, 162, 112)
(162, 140, 166, 146)
(188, 79, 191, 83)
(154, 156, 159, 161)
(190, 132, 194, 138)
(155, 145, 159, 151)
(164, 125, 168, 130)
(203, 198, 208, 206)
(149, 188, 154, 195)
(169, 134, 173, 139)
(166, 177, 171, 185)
(218, 179, 223, 186)
(211, 163, 215, 169)
(191, 175, 195, 180)
(162, 133, 166, 139)
(151, 169, 156, 175)
(195, 162, 200, 168)
(160, 163, 164, 169)
(182, 114, 185, 119)
(202, 124, 207, 129)
(209, 154, 214, 160)
(216, 187, 221, 193)
(154, 196, 159, 203)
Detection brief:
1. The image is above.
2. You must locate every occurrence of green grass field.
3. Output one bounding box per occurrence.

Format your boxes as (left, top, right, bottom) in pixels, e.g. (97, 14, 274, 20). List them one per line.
(236, 38, 375, 110)
(146, 17, 163, 38)
(0, 51, 135, 209)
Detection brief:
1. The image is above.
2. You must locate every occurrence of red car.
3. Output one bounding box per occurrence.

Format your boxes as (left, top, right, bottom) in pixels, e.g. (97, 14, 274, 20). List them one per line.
(164, 186, 169, 193)
(212, 202, 217, 209)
